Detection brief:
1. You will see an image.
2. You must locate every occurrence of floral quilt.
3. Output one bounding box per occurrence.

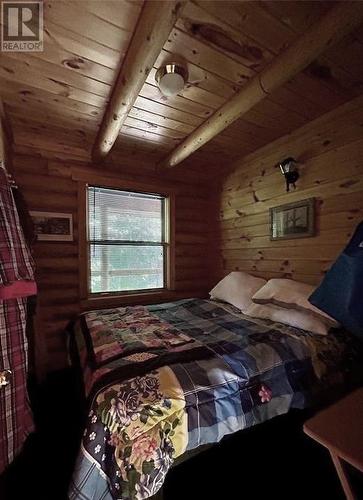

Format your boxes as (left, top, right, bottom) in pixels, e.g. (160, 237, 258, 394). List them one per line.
(69, 299, 362, 500)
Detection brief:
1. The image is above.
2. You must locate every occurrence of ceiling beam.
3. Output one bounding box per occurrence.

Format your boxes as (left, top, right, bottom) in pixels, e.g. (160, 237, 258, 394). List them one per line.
(159, 1, 363, 169)
(92, 0, 186, 162)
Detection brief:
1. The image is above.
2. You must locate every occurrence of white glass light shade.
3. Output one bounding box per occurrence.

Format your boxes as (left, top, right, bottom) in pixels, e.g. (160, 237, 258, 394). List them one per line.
(158, 72, 185, 97)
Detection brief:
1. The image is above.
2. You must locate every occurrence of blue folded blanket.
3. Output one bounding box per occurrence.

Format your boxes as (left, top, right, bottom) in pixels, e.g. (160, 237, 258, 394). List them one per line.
(309, 221, 363, 338)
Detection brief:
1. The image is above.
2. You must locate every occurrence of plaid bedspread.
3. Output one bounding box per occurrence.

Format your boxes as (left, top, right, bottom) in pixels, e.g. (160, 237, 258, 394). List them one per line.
(0, 166, 35, 473)
(69, 299, 362, 500)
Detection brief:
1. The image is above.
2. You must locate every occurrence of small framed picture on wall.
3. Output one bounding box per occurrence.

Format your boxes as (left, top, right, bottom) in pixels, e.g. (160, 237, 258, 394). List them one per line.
(269, 198, 315, 241)
(30, 211, 73, 241)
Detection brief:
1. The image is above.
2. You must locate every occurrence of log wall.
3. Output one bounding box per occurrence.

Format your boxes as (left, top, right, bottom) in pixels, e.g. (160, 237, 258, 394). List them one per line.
(10, 92, 363, 371)
(11, 151, 215, 371)
(215, 94, 363, 287)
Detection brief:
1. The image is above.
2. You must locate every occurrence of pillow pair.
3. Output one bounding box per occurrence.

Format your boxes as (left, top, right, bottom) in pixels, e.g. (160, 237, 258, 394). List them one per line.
(210, 272, 338, 335)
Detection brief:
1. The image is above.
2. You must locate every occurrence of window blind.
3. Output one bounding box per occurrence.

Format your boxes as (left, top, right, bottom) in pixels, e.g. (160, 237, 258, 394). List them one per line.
(88, 186, 166, 294)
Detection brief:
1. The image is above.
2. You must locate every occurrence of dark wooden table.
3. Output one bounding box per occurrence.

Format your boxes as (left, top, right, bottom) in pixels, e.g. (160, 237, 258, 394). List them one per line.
(304, 388, 363, 500)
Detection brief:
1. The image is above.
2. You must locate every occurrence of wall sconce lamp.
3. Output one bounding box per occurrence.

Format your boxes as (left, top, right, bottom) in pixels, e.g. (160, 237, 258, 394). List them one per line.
(279, 157, 299, 192)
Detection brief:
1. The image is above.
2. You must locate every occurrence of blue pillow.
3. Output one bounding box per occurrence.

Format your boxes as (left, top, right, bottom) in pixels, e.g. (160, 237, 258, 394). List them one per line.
(309, 221, 363, 339)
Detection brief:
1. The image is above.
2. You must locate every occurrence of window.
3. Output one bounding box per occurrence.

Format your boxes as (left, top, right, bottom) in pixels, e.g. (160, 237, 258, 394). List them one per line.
(87, 186, 169, 295)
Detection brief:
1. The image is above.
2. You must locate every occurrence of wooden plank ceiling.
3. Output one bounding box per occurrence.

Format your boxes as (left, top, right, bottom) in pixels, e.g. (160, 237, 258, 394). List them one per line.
(1, 0, 363, 177)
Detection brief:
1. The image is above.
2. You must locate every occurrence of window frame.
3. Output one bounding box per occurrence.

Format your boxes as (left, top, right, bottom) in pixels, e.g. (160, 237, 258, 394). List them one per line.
(78, 177, 175, 306)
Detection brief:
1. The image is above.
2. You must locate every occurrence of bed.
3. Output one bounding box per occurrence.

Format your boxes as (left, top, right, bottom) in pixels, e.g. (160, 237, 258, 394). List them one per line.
(68, 298, 362, 500)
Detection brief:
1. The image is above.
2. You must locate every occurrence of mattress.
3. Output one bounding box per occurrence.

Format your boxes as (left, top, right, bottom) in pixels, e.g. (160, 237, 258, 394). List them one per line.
(68, 298, 362, 500)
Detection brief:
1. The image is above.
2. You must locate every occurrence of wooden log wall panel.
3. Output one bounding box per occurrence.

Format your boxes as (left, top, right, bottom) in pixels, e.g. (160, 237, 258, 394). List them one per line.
(212, 93, 363, 289)
(11, 151, 216, 371)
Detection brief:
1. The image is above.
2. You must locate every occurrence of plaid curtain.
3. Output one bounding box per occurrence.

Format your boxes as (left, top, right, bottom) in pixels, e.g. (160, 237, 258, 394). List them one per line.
(0, 166, 36, 473)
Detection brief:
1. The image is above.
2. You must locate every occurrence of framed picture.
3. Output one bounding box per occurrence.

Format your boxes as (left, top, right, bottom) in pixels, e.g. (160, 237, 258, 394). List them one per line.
(30, 211, 73, 241)
(269, 198, 315, 241)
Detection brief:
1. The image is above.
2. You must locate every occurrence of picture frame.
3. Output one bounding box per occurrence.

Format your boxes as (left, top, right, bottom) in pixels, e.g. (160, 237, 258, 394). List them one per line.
(269, 198, 315, 241)
(30, 211, 73, 241)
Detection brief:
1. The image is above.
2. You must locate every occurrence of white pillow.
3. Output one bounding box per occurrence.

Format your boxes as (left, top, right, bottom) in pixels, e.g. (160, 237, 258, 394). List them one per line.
(251, 278, 339, 328)
(210, 272, 266, 313)
(245, 303, 330, 335)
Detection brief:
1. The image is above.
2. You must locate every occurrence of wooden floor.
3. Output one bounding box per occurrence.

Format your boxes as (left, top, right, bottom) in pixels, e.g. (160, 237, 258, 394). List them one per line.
(0, 369, 360, 500)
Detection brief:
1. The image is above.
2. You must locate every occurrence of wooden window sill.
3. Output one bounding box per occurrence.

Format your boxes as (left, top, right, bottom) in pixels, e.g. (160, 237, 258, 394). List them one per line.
(80, 289, 182, 311)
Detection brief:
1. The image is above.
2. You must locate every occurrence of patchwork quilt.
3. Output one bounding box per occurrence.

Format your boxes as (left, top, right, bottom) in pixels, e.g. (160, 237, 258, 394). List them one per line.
(68, 299, 362, 500)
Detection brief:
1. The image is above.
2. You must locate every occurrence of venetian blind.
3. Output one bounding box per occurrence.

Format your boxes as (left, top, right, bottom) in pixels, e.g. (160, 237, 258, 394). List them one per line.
(87, 186, 166, 294)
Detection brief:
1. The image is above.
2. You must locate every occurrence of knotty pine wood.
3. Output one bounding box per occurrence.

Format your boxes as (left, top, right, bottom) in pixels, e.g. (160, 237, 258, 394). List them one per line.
(213, 93, 363, 288)
(11, 151, 216, 371)
(159, 1, 363, 168)
(1, 1, 363, 176)
(93, 0, 186, 159)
